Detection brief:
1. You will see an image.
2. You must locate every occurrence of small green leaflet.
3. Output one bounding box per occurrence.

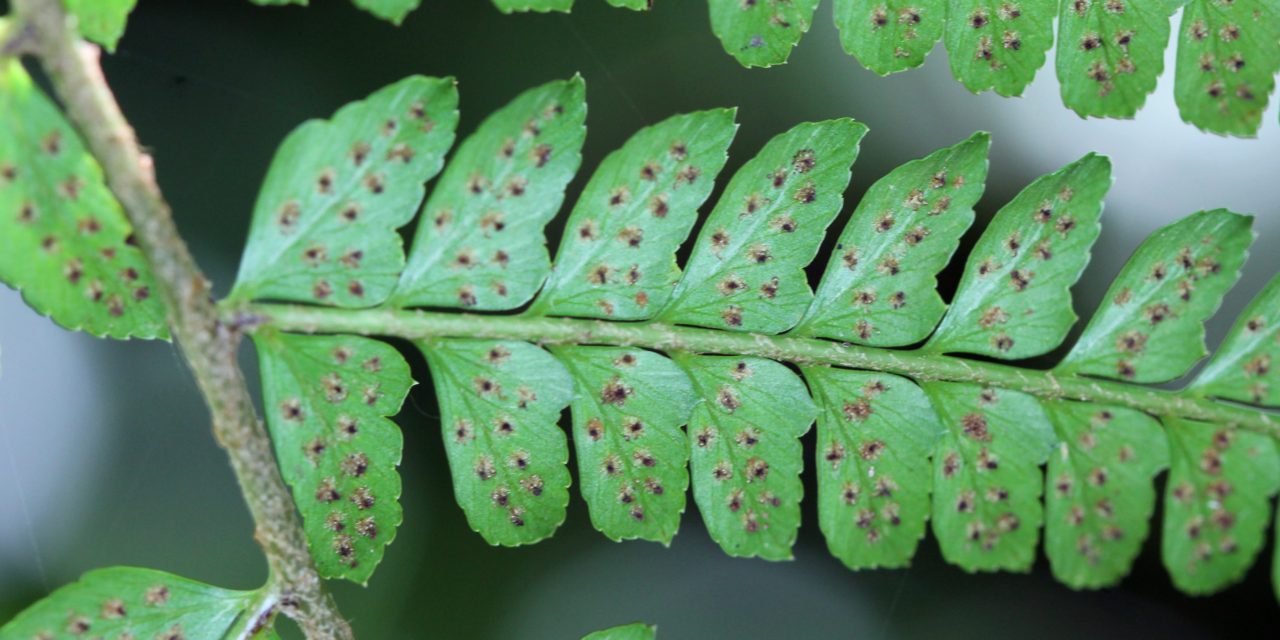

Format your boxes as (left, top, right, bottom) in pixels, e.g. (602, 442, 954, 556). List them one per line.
(64, 0, 138, 51)
(1194, 273, 1280, 406)
(797, 133, 989, 346)
(255, 332, 411, 583)
(926, 153, 1110, 359)
(353, 0, 422, 23)
(924, 382, 1054, 572)
(0, 61, 168, 340)
(606, 0, 652, 9)
(834, 0, 945, 76)
(231, 76, 459, 308)
(657, 119, 867, 334)
(394, 78, 587, 310)
(676, 354, 815, 560)
(422, 339, 574, 545)
(1056, 0, 1176, 118)
(1042, 402, 1167, 589)
(493, 0, 574, 12)
(552, 347, 696, 543)
(1162, 418, 1280, 594)
(582, 623, 658, 640)
(945, 0, 1055, 96)
(0, 567, 257, 640)
(1060, 209, 1252, 383)
(805, 367, 942, 570)
(1175, 0, 1280, 136)
(708, 0, 820, 68)
(533, 110, 737, 320)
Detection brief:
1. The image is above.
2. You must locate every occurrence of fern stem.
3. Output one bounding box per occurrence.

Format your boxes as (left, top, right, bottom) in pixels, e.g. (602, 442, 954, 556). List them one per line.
(11, 3, 352, 638)
(241, 303, 1280, 439)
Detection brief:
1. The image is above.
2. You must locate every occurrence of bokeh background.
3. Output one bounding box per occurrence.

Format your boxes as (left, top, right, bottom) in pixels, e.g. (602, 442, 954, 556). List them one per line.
(3, 1, 1280, 637)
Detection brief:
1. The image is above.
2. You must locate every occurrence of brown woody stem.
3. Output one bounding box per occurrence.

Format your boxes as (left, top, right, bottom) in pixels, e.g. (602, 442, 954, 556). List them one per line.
(10, 1, 351, 637)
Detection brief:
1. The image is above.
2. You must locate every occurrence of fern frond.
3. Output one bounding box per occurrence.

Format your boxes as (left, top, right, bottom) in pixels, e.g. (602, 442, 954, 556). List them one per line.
(210, 74, 1280, 600)
(247, 0, 1280, 136)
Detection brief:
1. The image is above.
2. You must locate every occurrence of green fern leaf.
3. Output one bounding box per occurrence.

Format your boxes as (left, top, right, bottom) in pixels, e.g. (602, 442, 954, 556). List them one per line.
(1042, 402, 1167, 589)
(926, 153, 1110, 358)
(834, 0, 946, 75)
(708, 0, 820, 68)
(1059, 209, 1252, 383)
(1162, 418, 1280, 594)
(805, 367, 942, 569)
(925, 382, 1055, 571)
(1175, 0, 1280, 136)
(231, 75, 459, 308)
(0, 567, 259, 639)
(677, 354, 815, 560)
(0, 60, 168, 339)
(493, 0, 575, 13)
(582, 623, 658, 640)
(1194, 273, 1280, 406)
(944, 0, 1056, 96)
(552, 346, 697, 542)
(226, 79, 1280, 596)
(394, 78, 587, 310)
(255, 331, 412, 583)
(532, 109, 737, 319)
(796, 132, 989, 345)
(656, 119, 867, 333)
(1056, 0, 1176, 118)
(421, 339, 574, 545)
(63, 0, 138, 51)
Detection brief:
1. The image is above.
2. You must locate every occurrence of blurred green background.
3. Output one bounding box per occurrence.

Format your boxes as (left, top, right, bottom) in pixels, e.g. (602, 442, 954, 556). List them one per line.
(3, 1, 1280, 637)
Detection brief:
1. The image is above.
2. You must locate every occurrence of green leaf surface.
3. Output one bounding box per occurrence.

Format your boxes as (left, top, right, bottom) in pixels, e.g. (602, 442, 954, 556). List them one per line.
(926, 153, 1111, 358)
(607, 0, 652, 9)
(1042, 401, 1168, 589)
(551, 346, 697, 543)
(945, 0, 1055, 96)
(0, 60, 167, 339)
(232, 76, 458, 307)
(0, 567, 255, 640)
(676, 354, 815, 560)
(353, 0, 421, 23)
(395, 78, 587, 310)
(1162, 418, 1280, 594)
(493, 0, 574, 12)
(1175, 0, 1280, 136)
(64, 0, 138, 51)
(657, 119, 867, 334)
(1056, 0, 1176, 118)
(582, 623, 657, 640)
(805, 367, 943, 569)
(1060, 209, 1252, 383)
(924, 382, 1055, 572)
(835, 0, 945, 75)
(421, 339, 574, 545)
(1194, 273, 1280, 406)
(255, 332, 411, 583)
(708, 0, 820, 68)
(533, 110, 737, 320)
(797, 133, 989, 345)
